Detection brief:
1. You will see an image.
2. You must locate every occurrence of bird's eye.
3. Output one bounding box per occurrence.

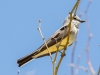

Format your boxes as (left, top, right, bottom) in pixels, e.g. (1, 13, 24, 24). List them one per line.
(73, 17, 77, 20)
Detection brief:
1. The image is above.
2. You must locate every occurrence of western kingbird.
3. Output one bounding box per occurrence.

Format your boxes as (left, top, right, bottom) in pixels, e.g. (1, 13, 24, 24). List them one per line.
(17, 14, 85, 67)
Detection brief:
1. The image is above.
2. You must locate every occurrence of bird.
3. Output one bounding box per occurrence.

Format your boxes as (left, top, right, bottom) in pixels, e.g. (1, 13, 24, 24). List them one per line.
(17, 14, 85, 67)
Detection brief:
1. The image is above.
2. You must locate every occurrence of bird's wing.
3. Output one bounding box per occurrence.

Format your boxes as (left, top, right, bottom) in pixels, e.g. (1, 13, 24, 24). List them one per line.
(17, 25, 68, 67)
(31, 25, 68, 57)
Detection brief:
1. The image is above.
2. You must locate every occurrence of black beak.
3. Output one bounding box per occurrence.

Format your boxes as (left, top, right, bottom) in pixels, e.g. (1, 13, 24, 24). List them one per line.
(80, 20, 85, 23)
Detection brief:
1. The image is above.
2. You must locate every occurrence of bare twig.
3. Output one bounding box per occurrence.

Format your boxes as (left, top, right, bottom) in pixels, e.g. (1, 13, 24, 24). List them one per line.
(69, 64, 90, 75)
(75, 51, 86, 75)
(54, 13, 72, 75)
(54, 0, 80, 75)
(71, 39, 77, 75)
(37, 20, 54, 75)
(37, 1, 80, 75)
(57, 14, 63, 24)
(71, 1, 83, 74)
(73, 0, 95, 75)
(37, 20, 53, 61)
(84, 0, 95, 75)
(78, 0, 83, 17)
(70, 4, 83, 75)
(71, 3, 82, 72)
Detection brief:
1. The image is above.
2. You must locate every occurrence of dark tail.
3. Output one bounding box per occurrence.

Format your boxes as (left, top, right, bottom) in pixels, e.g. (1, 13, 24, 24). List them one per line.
(17, 52, 36, 67)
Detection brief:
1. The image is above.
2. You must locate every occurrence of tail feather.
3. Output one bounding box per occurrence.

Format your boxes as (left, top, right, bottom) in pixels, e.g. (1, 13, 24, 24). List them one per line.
(17, 50, 56, 67)
(17, 54, 33, 67)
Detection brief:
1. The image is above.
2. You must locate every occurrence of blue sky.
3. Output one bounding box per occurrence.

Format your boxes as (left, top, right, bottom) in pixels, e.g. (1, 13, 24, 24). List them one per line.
(0, 0, 100, 75)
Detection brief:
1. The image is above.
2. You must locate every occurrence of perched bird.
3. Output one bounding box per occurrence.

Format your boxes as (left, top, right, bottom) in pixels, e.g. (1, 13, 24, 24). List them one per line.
(17, 14, 85, 67)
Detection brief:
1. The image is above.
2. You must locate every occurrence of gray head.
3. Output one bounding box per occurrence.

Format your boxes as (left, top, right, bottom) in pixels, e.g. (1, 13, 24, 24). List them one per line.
(63, 14, 85, 28)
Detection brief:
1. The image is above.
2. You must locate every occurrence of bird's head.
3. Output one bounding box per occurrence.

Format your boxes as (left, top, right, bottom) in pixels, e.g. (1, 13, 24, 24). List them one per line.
(63, 14, 85, 28)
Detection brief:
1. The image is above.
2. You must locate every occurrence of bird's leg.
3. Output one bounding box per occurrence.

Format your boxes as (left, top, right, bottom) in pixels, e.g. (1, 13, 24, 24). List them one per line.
(59, 50, 66, 57)
(60, 50, 66, 57)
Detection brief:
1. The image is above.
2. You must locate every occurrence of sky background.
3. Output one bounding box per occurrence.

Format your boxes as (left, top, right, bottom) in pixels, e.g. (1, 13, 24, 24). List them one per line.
(0, 0, 100, 75)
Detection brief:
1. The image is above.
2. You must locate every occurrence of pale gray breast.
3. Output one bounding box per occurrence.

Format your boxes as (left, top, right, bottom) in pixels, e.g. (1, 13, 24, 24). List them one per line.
(68, 24, 79, 45)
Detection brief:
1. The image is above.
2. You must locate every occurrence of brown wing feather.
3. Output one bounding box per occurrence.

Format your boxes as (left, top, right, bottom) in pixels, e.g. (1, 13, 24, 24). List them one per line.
(17, 26, 68, 67)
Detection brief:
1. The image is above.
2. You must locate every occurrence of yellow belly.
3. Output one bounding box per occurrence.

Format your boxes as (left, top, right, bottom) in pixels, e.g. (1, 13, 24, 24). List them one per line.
(34, 34, 75, 58)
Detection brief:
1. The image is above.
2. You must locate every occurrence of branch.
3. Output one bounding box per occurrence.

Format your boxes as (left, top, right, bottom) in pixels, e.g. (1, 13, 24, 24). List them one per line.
(57, 14, 63, 24)
(71, 39, 77, 75)
(37, 20, 54, 75)
(84, 0, 95, 75)
(54, 0, 80, 75)
(69, 64, 90, 75)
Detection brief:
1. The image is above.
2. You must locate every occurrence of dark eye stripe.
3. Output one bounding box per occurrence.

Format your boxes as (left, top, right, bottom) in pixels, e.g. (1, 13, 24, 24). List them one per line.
(73, 17, 77, 20)
(73, 17, 81, 22)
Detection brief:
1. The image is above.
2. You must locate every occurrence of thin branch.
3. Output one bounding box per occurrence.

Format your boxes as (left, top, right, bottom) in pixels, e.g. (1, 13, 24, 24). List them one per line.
(75, 51, 86, 75)
(85, 0, 92, 34)
(71, 39, 77, 75)
(37, 20, 54, 75)
(37, 1, 81, 75)
(73, 0, 95, 75)
(84, 0, 95, 75)
(71, 2, 83, 74)
(54, 13, 73, 75)
(37, 20, 53, 61)
(78, 0, 83, 17)
(54, 0, 80, 75)
(70, 4, 82, 75)
(57, 14, 63, 24)
(69, 64, 90, 75)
